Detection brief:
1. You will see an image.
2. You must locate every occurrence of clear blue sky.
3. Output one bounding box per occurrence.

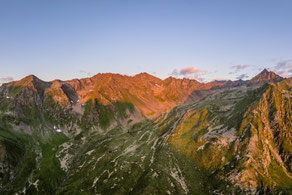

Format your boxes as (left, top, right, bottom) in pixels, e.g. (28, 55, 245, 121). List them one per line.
(0, 0, 292, 83)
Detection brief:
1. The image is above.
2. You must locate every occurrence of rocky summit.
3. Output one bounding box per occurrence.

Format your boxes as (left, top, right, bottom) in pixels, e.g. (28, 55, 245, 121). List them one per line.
(250, 69, 283, 83)
(0, 70, 291, 194)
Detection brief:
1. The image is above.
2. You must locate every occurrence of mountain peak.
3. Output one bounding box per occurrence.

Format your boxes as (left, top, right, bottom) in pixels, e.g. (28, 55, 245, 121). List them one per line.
(11, 74, 40, 86)
(133, 72, 156, 78)
(261, 68, 269, 74)
(133, 72, 161, 82)
(9, 74, 51, 92)
(22, 74, 38, 81)
(134, 72, 151, 76)
(250, 69, 283, 82)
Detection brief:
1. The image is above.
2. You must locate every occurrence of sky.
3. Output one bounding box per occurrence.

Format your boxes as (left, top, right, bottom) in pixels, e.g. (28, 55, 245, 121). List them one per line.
(0, 0, 292, 84)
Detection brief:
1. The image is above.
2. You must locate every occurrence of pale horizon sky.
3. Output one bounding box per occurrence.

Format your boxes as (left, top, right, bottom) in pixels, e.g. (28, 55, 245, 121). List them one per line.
(1, 0, 292, 84)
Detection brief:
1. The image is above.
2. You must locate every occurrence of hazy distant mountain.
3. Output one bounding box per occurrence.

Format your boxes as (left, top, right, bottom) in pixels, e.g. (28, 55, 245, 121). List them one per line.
(0, 69, 291, 194)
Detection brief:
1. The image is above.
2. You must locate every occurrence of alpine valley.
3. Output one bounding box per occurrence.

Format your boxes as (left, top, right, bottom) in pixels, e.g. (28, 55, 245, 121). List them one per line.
(0, 69, 291, 194)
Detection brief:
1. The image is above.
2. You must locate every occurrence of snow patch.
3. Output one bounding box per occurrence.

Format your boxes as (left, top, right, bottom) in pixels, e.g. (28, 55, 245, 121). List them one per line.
(197, 142, 208, 151)
(56, 142, 73, 171)
(153, 172, 159, 178)
(123, 144, 138, 155)
(92, 170, 109, 187)
(150, 138, 159, 164)
(93, 154, 106, 169)
(86, 149, 94, 156)
(170, 166, 189, 194)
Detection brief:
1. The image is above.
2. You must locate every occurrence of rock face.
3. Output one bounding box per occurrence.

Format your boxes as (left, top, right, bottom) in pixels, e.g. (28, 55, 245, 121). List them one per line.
(0, 70, 291, 194)
(250, 69, 283, 83)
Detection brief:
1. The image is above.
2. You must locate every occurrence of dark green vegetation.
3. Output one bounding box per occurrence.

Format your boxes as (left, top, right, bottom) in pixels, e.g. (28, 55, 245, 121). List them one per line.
(0, 77, 291, 194)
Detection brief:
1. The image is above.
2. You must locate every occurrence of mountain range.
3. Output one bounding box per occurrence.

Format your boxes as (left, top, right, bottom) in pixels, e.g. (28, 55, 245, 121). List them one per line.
(0, 69, 291, 194)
